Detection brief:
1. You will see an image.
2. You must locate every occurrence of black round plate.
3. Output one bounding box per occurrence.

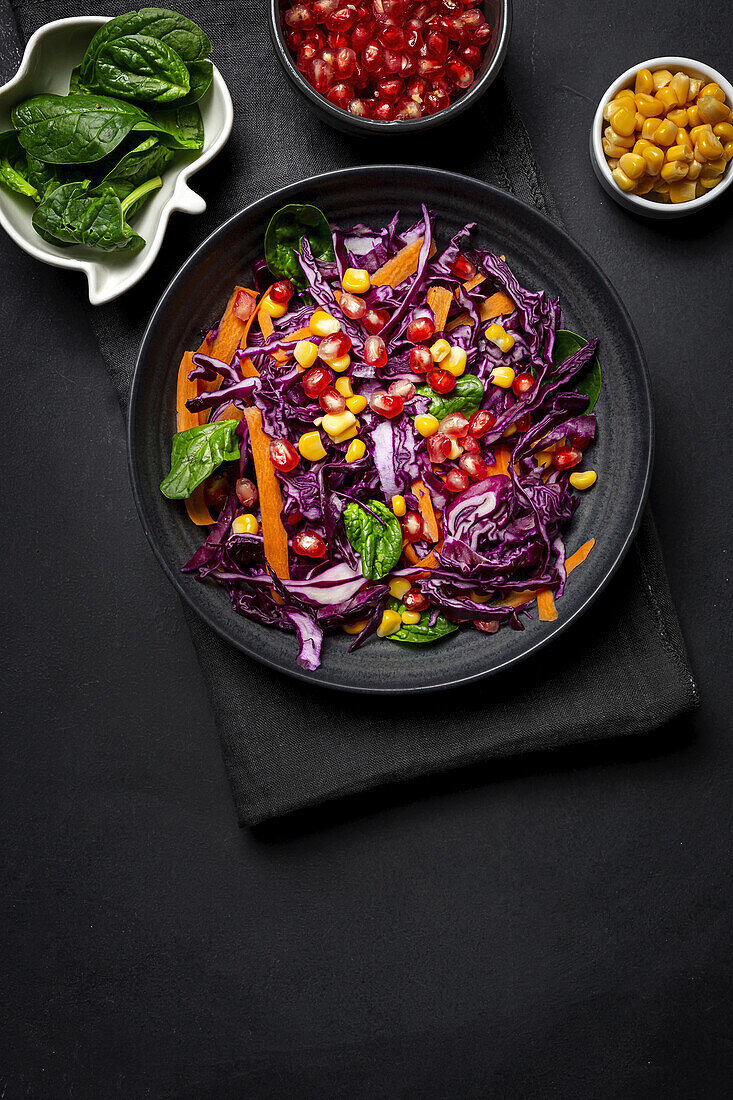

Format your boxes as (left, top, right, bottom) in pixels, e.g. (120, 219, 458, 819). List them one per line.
(128, 166, 653, 694)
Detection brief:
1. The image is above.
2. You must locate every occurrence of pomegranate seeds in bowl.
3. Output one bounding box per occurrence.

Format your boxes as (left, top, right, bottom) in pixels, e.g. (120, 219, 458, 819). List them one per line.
(280, 0, 493, 122)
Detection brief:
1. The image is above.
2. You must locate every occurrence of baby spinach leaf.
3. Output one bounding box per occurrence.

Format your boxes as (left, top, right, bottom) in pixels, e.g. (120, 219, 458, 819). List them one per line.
(265, 204, 335, 289)
(68, 65, 93, 95)
(136, 102, 204, 149)
(80, 8, 211, 85)
(13, 94, 149, 164)
(553, 329, 602, 412)
(160, 419, 240, 499)
(32, 180, 146, 253)
(26, 154, 64, 200)
(96, 137, 172, 216)
(386, 597, 458, 645)
(177, 60, 213, 106)
(94, 34, 191, 103)
(343, 500, 403, 580)
(415, 373, 484, 421)
(0, 130, 39, 201)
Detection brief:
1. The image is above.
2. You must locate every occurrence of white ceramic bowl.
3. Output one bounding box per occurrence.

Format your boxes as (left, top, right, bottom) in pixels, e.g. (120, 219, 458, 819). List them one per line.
(590, 55, 733, 219)
(0, 16, 233, 303)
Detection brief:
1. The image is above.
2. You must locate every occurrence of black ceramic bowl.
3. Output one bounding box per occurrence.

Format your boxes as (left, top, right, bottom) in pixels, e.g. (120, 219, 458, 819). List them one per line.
(268, 0, 512, 135)
(129, 166, 653, 694)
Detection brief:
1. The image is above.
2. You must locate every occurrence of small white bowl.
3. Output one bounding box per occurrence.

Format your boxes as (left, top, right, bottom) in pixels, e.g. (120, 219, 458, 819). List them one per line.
(590, 55, 733, 218)
(0, 16, 233, 303)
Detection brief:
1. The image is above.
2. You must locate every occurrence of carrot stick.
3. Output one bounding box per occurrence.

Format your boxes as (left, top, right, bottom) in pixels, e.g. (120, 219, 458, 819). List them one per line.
(427, 286, 453, 333)
(258, 307, 274, 341)
(176, 352, 200, 433)
(185, 484, 215, 527)
(480, 292, 515, 321)
(372, 237, 435, 287)
(273, 326, 312, 365)
(402, 542, 420, 565)
(463, 273, 485, 292)
(208, 286, 257, 364)
(493, 589, 537, 609)
(565, 538, 595, 574)
(486, 445, 511, 476)
(536, 590, 558, 621)
(244, 407, 290, 579)
(417, 542, 442, 569)
(412, 479, 440, 543)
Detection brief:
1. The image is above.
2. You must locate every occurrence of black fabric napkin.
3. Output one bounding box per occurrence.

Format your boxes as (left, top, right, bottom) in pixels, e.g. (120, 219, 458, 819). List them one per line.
(2, 0, 699, 824)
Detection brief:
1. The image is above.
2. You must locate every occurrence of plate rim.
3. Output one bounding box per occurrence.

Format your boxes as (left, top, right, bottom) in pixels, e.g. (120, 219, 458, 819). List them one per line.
(128, 165, 654, 695)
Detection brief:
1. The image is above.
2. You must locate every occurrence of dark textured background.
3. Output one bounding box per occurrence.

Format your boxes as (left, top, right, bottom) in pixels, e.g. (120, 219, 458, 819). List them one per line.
(1, 0, 731, 1097)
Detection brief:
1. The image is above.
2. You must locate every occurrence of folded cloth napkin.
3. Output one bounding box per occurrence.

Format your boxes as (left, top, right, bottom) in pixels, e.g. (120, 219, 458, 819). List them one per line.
(1, 1, 699, 825)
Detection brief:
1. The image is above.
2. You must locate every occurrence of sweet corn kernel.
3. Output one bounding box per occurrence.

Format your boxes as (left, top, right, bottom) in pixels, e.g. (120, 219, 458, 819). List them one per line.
(486, 323, 515, 352)
(603, 139, 631, 159)
(298, 430, 327, 461)
(666, 143, 693, 163)
(713, 121, 733, 142)
(346, 394, 367, 414)
(636, 177, 655, 195)
(661, 160, 689, 182)
(335, 377, 353, 397)
(389, 577, 412, 600)
(260, 294, 287, 319)
(700, 156, 727, 178)
(699, 175, 723, 190)
(342, 620, 368, 635)
(309, 310, 340, 336)
(535, 451, 554, 470)
(502, 423, 517, 438)
(701, 82, 726, 102)
(401, 611, 422, 625)
(669, 180, 698, 204)
(415, 414, 439, 437)
(670, 72, 690, 106)
(676, 127, 693, 150)
(688, 78, 703, 100)
(690, 123, 713, 143)
(636, 92, 663, 117)
(605, 125, 635, 149)
(641, 144, 664, 175)
(633, 137, 651, 154)
(653, 179, 670, 195)
(377, 610, 402, 638)
(687, 158, 703, 181)
(724, 142, 733, 162)
(430, 338, 451, 362)
(345, 438, 366, 463)
(330, 354, 351, 372)
(490, 366, 516, 389)
(321, 410, 356, 438)
(652, 68, 673, 89)
(569, 470, 597, 490)
(697, 95, 730, 125)
(618, 152, 647, 179)
(232, 513, 258, 535)
(391, 495, 407, 517)
(342, 267, 371, 294)
(667, 108, 689, 127)
(654, 118, 679, 146)
(655, 86, 678, 111)
(611, 166, 636, 191)
(294, 339, 318, 370)
(607, 157, 620, 170)
(610, 107, 636, 136)
(695, 131, 724, 160)
(641, 116, 662, 140)
(635, 68, 653, 95)
(444, 347, 468, 376)
(634, 111, 645, 130)
(687, 104, 701, 127)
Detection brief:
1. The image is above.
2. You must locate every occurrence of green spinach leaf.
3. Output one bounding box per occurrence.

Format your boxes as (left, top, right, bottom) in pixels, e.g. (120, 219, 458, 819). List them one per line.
(26, 154, 63, 200)
(386, 597, 458, 645)
(32, 179, 148, 252)
(95, 137, 172, 216)
(177, 60, 213, 106)
(94, 34, 190, 103)
(13, 94, 149, 164)
(136, 102, 204, 149)
(160, 419, 240, 499)
(264, 203, 335, 289)
(80, 8, 211, 85)
(415, 373, 484, 421)
(343, 500, 403, 580)
(553, 329, 602, 412)
(68, 65, 93, 95)
(0, 130, 39, 201)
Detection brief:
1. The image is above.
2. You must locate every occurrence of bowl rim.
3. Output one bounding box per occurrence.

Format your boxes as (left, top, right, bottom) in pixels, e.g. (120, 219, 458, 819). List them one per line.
(590, 55, 733, 215)
(0, 15, 234, 305)
(127, 164, 654, 694)
(267, 0, 512, 134)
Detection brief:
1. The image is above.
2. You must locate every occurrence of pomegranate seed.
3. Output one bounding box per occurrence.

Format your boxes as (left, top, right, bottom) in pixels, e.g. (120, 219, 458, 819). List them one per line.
(512, 371, 534, 396)
(269, 439, 299, 472)
(402, 511, 424, 540)
(363, 41, 385, 73)
(297, 42, 319, 71)
(405, 27, 422, 51)
(327, 81, 354, 108)
(406, 76, 425, 100)
(441, 0, 462, 14)
(302, 366, 333, 397)
(388, 378, 415, 399)
(347, 97, 370, 116)
(459, 453, 489, 481)
(309, 57, 335, 92)
(382, 47, 404, 74)
(304, 29, 326, 48)
(350, 22, 372, 50)
(292, 530, 327, 558)
(553, 447, 583, 470)
(446, 58, 474, 88)
(409, 345, 433, 372)
(363, 308, 389, 334)
(468, 408, 496, 437)
(312, 0, 339, 18)
(377, 76, 404, 101)
(364, 335, 388, 368)
(369, 391, 404, 417)
(340, 292, 366, 320)
(426, 30, 449, 59)
(461, 434, 480, 453)
(382, 0, 406, 17)
(424, 87, 449, 113)
(380, 22, 405, 49)
(328, 30, 349, 48)
(287, 29, 304, 49)
(427, 432, 451, 462)
(450, 252, 476, 280)
(442, 15, 462, 39)
(445, 468, 470, 493)
(285, 4, 316, 29)
(459, 44, 482, 68)
(441, 411, 469, 438)
(233, 289, 257, 322)
(417, 57, 445, 79)
(427, 368, 456, 394)
(204, 472, 229, 511)
(403, 587, 429, 612)
(335, 45, 357, 76)
(372, 100, 396, 121)
(326, 5, 356, 32)
(319, 332, 352, 361)
(355, 3, 370, 18)
(319, 386, 347, 414)
(474, 619, 499, 633)
(269, 279, 295, 304)
(471, 22, 492, 46)
(235, 477, 258, 507)
(406, 315, 435, 343)
(395, 97, 421, 119)
(515, 413, 531, 433)
(567, 430, 590, 451)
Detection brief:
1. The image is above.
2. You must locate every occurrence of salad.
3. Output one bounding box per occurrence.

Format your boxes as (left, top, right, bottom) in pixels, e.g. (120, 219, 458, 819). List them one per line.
(161, 204, 601, 671)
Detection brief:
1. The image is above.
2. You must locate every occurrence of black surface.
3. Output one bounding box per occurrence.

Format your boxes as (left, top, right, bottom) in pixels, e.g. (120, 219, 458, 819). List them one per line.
(132, 167, 652, 691)
(1, 3, 732, 1100)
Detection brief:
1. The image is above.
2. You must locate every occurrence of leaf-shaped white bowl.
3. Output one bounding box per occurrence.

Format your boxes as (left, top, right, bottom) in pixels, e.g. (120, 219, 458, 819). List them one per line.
(0, 16, 233, 304)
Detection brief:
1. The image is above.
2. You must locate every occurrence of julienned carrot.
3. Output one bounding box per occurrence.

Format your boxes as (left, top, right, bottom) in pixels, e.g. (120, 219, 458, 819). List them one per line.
(426, 286, 453, 333)
(176, 352, 199, 433)
(244, 407, 290, 580)
(274, 326, 312, 365)
(486, 445, 511, 477)
(402, 542, 420, 565)
(208, 286, 257, 364)
(412, 479, 440, 543)
(418, 543, 442, 569)
(494, 589, 537, 609)
(536, 540, 595, 620)
(186, 484, 214, 527)
(258, 307, 274, 341)
(480, 292, 515, 321)
(463, 273, 485, 292)
(372, 237, 436, 287)
(565, 538, 595, 574)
